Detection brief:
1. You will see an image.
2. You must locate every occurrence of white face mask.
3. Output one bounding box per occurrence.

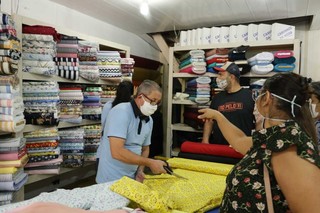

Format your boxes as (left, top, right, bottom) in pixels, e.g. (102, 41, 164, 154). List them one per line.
(140, 96, 157, 116)
(255, 93, 291, 130)
(309, 99, 319, 118)
(216, 78, 228, 90)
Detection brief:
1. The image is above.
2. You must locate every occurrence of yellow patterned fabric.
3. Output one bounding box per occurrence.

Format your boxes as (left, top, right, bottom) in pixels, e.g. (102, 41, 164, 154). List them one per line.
(111, 158, 233, 213)
(167, 157, 233, 176)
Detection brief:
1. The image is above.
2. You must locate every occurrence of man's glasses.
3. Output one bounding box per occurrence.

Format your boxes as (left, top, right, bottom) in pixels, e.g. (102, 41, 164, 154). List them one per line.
(141, 94, 161, 106)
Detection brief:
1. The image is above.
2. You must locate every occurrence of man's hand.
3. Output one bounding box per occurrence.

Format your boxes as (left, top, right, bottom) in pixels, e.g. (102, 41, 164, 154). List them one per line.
(135, 169, 145, 183)
(148, 159, 167, 174)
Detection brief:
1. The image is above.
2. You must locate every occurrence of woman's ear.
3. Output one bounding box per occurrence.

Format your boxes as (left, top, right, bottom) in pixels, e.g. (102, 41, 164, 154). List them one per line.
(262, 91, 273, 107)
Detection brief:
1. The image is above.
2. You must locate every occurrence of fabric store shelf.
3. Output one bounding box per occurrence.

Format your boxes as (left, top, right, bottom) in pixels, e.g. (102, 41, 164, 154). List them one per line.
(25, 162, 96, 199)
(172, 72, 217, 78)
(22, 72, 120, 85)
(173, 39, 299, 51)
(20, 15, 130, 57)
(22, 119, 101, 133)
(172, 123, 203, 132)
(172, 99, 197, 105)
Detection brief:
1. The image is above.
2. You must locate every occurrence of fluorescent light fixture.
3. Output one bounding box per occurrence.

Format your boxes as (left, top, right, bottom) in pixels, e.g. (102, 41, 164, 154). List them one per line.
(140, 0, 149, 16)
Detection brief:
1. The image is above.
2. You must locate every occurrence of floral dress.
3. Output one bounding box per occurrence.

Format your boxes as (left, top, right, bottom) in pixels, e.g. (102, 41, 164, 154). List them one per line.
(220, 121, 320, 212)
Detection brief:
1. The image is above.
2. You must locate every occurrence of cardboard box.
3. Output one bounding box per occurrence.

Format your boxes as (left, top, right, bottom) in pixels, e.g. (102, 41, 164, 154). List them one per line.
(271, 23, 295, 40)
(202, 27, 211, 45)
(258, 24, 272, 41)
(196, 28, 202, 45)
(248, 24, 258, 42)
(210, 27, 220, 43)
(237, 25, 248, 42)
(179, 31, 187, 46)
(220, 26, 230, 43)
(187, 30, 192, 46)
(192, 29, 197, 46)
(229, 25, 238, 43)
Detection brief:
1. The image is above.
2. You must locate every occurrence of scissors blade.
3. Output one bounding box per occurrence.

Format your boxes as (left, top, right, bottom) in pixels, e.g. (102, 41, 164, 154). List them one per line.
(171, 172, 188, 180)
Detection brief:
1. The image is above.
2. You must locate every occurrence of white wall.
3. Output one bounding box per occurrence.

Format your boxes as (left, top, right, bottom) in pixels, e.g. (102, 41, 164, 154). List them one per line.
(305, 30, 320, 80)
(1, 0, 161, 62)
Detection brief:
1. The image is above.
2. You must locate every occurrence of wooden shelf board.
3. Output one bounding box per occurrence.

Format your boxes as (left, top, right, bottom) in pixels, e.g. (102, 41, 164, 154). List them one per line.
(23, 119, 101, 133)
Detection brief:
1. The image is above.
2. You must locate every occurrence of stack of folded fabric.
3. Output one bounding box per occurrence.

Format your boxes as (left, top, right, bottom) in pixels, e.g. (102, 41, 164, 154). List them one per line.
(78, 40, 99, 82)
(248, 52, 274, 75)
(0, 13, 25, 133)
(23, 81, 60, 126)
(0, 14, 19, 76)
(97, 51, 122, 83)
(0, 137, 28, 205)
(55, 35, 79, 80)
(24, 128, 62, 175)
(59, 84, 83, 124)
(59, 128, 85, 168)
(205, 48, 229, 73)
(179, 50, 206, 75)
(273, 50, 296, 72)
(22, 33, 56, 76)
(183, 105, 207, 130)
(0, 76, 25, 133)
(185, 76, 211, 104)
(82, 86, 102, 121)
(228, 45, 251, 75)
(100, 84, 117, 104)
(83, 124, 101, 162)
(120, 58, 134, 81)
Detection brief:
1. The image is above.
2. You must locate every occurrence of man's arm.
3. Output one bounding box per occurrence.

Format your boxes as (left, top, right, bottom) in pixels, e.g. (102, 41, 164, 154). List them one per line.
(202, 120, 213, 143)
(109, 136, 166, 174)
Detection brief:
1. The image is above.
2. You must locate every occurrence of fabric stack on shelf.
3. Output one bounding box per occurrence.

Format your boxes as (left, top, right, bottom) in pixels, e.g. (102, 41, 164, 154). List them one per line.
(97, 51, 122, 83)
(0, 13, 20, 76)
(0, 76, 25, 133)
(248, 52, 274, 75)
(178, 50, 206, 75)
(100, 84, 117, 104)
(58, 84, 83, 124)
(83, 124, 101, 162)
(273, 50, 296, 72)
(205, 48, 229, 73)
(0, 137, 28, 205)
(82, 86, 102, 121)
(0, 13, 25, 133)
(228, 45, 251, 75)
(185, 76, 211, 104)
(55, 35, 79, 80)
(23, 81, 60, 126)
(120, 58, 134, 81)
(59, 128, 85, 168)
(24, 128, 62, 175)
(22, 33, 56, 76)
(78, 40, 99, 82)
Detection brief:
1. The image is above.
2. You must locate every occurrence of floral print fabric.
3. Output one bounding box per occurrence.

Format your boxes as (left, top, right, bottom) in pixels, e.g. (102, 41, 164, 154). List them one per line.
(220, 121, 320, 212)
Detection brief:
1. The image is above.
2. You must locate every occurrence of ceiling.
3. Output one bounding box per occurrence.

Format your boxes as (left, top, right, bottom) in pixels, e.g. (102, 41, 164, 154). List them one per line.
(50, 0, 320, 44)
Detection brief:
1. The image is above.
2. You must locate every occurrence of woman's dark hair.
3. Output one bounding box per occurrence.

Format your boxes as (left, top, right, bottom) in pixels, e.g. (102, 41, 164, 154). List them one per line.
(112, 81, 134, 108)
(262, 73, 317, 143)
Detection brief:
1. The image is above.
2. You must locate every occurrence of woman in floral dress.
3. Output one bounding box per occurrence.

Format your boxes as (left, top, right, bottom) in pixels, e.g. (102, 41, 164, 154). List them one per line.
(198, 72, 320, 213)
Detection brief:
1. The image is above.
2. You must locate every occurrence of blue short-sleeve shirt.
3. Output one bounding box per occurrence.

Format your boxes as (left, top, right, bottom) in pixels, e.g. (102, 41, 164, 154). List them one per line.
(96, 101, 153, 183)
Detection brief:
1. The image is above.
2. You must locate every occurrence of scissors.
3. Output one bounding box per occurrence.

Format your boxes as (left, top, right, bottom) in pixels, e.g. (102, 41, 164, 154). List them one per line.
(163, 161, 188, 180)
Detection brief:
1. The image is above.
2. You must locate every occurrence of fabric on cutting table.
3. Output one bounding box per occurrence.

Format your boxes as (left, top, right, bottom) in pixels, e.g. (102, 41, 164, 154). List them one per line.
(109, 158, 233, 212)
(110, 160, 229, 213)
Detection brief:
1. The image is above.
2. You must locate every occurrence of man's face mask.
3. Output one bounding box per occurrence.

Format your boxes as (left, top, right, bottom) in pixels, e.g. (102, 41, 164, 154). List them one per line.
(140, 96, 157, 116)
(216, 77, 228, 90)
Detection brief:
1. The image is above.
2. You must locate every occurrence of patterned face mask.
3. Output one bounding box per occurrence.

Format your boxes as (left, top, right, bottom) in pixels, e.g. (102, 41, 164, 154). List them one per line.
(216, 78, 228, 90)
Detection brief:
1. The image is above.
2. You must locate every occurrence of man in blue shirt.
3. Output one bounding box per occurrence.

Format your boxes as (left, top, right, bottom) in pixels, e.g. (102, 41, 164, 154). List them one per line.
(96, 80, 167, 183)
